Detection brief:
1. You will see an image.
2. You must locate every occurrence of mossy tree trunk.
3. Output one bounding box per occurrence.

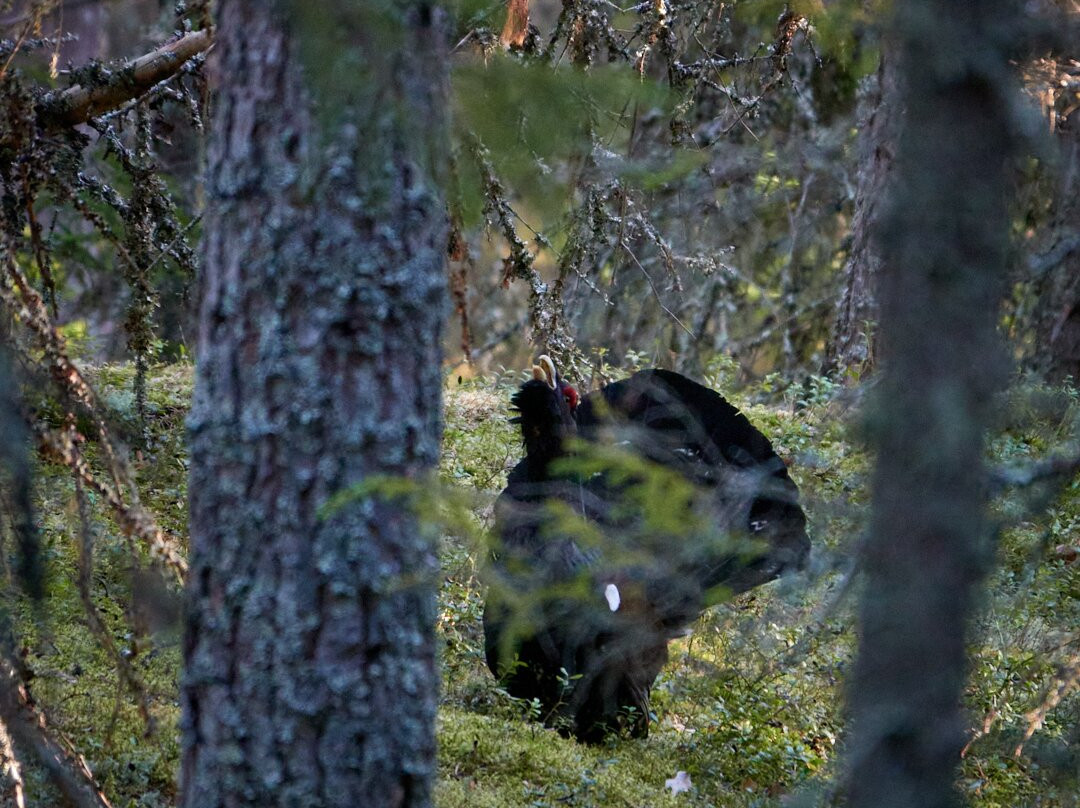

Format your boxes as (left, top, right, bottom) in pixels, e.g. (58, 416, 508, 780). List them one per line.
(181, 2, 447, 806)
(844, 0, 1019, 806)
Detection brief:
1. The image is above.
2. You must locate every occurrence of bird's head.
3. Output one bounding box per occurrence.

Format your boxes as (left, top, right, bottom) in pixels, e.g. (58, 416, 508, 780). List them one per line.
(533, 354, 578, 413)
(510, 355, 579, 464)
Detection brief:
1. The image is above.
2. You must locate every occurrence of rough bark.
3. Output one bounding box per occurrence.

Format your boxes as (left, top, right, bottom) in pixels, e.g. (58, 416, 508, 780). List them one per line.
(1034, 115, 1080, 382)
(844, 1, 1019, 806)
(181, 2, 447, 806)
(824, 46, 900, 379)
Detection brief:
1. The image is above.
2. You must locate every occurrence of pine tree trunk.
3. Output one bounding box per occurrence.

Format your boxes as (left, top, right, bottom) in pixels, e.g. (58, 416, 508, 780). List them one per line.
(181, 2, 447, 806)
(824, 47, 900, 380)
(844, 0, 1019, 805)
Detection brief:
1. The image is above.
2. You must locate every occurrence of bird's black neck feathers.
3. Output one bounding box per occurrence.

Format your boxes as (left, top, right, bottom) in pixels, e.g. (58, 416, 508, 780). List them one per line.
(509, 379, 575, 476)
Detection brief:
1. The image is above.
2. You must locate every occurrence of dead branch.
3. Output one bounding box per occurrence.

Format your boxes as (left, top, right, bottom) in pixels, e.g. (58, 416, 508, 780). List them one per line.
(990, 445, 1080, 491)
(34, 422, 188, 579)
(39, 29, 212, 130)
(1015, 651, 1080, 758)
(0, 250, 188, 579)
(0, 657, 112, 808)
(1028, 233, 1080, 277)
(1, 249, 129, 495)
(0, 1, 56, 84)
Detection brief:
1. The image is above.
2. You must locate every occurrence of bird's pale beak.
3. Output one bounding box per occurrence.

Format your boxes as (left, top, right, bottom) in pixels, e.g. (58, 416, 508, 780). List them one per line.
(532, 354, 558, 390)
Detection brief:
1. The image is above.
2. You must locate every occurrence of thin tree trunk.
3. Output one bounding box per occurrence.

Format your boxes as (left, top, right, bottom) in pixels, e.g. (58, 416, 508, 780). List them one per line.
(844, 0, 1019, 806)
(1034, 119, 1080, 382)
(181, 2, 447, 806)
(824, 47, 900, 380)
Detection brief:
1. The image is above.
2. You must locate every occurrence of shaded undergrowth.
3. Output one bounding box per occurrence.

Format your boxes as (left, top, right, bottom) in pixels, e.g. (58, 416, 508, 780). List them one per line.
(6, 363, 1079, 807)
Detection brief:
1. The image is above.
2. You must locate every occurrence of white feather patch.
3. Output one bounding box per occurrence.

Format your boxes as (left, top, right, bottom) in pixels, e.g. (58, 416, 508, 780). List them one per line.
(604, 583, 621, 612)
(665, 771, 692, 795)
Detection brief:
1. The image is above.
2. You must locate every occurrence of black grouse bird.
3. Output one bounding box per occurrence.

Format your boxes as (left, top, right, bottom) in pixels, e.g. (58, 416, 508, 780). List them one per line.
(483, 356, 810, 742)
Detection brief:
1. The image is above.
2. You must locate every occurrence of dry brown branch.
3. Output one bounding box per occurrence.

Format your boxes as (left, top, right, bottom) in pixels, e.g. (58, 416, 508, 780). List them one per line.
(34, 423, 188, 579)
(0, 248, 188, 579)
(0, 657, 112, 808)
(1, 249, 127, 494)
(39, 29, 212, 129)
(447, 237, 474, 363)
(1015, 651, 1080, 757)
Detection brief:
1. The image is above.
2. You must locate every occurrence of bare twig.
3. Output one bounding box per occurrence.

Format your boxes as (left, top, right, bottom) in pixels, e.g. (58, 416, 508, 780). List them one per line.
(0, 249, 188, 579)
(623, 244, 695, 337)
(0, 656, 113, 808)
(0, 1, 55, 83)
(990, 445, 1080, 492)
(470, 135, 580, 367)
(23, 189, 58, 318)
(72, 446, 157, 735)
(34, 422, 188, 579)
(0, 249, 127, 494)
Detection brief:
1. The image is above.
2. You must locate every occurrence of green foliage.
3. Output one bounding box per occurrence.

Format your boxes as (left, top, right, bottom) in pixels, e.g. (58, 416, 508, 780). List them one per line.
(810, 0, 882, 73)
(441, 377, 519, 491)
(449, 0, 506, 33)
(282, 2, 399, 121)
(453, 57, 677, 222)
(732, 0, 880, 72)
(956, 383, 1080, 806)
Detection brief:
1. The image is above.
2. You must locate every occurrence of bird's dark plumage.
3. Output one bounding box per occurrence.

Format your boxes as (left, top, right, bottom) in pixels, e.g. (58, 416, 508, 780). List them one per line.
(483, 359, 810, 742)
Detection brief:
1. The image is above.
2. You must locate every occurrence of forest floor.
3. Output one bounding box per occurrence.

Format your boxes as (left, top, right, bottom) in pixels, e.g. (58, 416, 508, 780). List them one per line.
(15, 362, 1080, 807)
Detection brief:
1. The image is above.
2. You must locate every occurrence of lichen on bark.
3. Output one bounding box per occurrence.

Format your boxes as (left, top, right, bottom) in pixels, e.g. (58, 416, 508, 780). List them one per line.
(182, 2, 448, 806)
